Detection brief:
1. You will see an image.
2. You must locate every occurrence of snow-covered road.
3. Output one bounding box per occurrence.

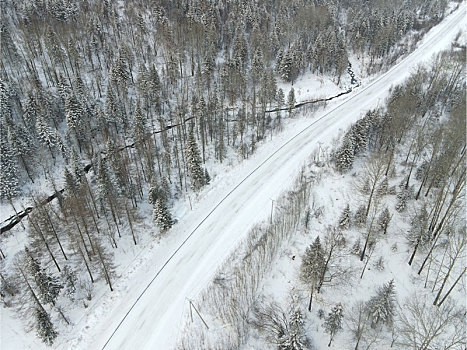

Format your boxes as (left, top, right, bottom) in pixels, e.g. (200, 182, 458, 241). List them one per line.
(82, 6, 465, 350)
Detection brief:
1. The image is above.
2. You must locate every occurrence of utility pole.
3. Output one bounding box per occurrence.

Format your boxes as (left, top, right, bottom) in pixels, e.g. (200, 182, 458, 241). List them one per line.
(188, 299, 209, 330)
(270, 198, 275, 224)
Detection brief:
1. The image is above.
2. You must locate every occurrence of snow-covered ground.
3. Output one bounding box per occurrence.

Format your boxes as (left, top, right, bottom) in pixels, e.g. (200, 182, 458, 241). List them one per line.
(1, 3, 465, 349)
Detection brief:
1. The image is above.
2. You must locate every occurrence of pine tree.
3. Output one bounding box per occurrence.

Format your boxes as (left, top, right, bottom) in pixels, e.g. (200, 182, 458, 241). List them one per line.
(36, 114, 56, 156)
(280, 50, 294, 82)
(97, 156, 117, 203)
(0, 80, 12, 121)
(160, 177, 171, 203)
(338, 204, 351, 229)
(64, 93, 85, 151)
(354, 205, 367, 227)
(37, 271, 63, 306)
(22, 91, 38, 133)
(35, 306, 58, 345)
(335, 137, 355, 173)
(61, 265, 77, 300)
(278, 309, 309, 350)
(105, 86, 123, 132)
(0, 24, 19, 64)
(64, 167, 78, 197)
(287, 87, 295, 116)
(153, 198, 174, 232)
(250, 48, 264, 85)
(148, 181, 166, 205)
(25, 248, 63, 306)
(232, 29, 248, 71)
(366, 279, 396, 328)
(277, 88, 285, 109)
(186, 125, 205, 191)
(6, 120, 37, 182)
(132, 103, 146, 143)
(109, 54, 129, 92)
(377, 177, 388, 197)
(300, 236, 325, 311)
(0, 135, 19, 200)
(204, 168, 211, 185)
(25, 247, 41, 277)
(323, 303, 344, 347)
(377, 207, 391, 235)
(202, 43, 216, 84)
(395, 188, 411, 212)
(136, 65, 149, 98)
(148, 65, 161, 109)
(70, 148, 84, 183)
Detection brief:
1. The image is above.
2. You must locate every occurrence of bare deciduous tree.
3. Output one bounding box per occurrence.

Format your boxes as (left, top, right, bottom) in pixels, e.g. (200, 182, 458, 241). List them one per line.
(396, 295, 466, 350)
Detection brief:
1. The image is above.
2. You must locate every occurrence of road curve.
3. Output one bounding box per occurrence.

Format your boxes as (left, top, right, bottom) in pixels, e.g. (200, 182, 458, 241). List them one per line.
(92, 6, 465, 350)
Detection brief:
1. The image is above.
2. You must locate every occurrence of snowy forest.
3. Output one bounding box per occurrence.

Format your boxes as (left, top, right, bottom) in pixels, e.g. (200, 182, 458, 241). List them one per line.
(180, 47, 466, 349)
(0, 0, 464, 349)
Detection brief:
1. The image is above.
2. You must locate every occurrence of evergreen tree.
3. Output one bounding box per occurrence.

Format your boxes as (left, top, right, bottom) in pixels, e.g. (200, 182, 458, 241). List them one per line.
(97, 155, 121, 205)
(22, 91, 38, 133)
(61, 265, 77, 300)
(204, 168, 211, 185)
(354, 205, 367, 227)
(0, 135, 19, 200)
(57, 74, 71, 103)
(366, 279, 396, 328)
(148, 65, 161, 109)
(160, 177, 172, 203)
(132, 102, 146, 143)
(395, 188, 412, 212)
(202, 43, 216, 84)
(25, 248, 63, 306)
(323, 303, 344, 347)
(109, 54, 129, 92)
(377, 207, 391, 235)
(0, 23, 19, 64)
(136, 65, 149, 98)
(35, 306, 58, 345)
(338, 204, 351, 229)
(148, 181, 166, 205)
(334, 137, 355, 173)
(232, 29, 248, 71)
(277, 88, 285, 109)
(70, 148, 84, 184)
(64, 93, 85, 151)
(153, 198, 174, 232)
(250, 48, 264, 85)
(287, 87, 295, 116)
(105, 86, 123, 132)
(377, 177, 388, 197)
(37, 271, 63, 306)
(278, 309, 309, 350)
(300, 236, 325, 311)
(7, 120, 37, 181)
(25, 247, 41, 277)
(280, 50, 294, 82)
(36, 114, 56, 155)
(186, 125, 205, 191)
(0, 80, 12, 121)
(64, 167, 78, 197)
